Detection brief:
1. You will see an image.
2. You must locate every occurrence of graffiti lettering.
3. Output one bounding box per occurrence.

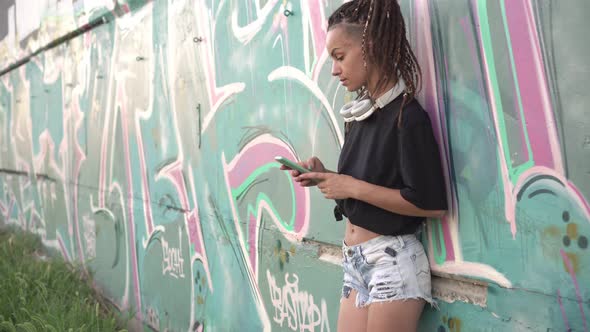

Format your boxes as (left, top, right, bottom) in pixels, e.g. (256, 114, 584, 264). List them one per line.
(266, 270, 330, 332)
(162, 229, 185, 279)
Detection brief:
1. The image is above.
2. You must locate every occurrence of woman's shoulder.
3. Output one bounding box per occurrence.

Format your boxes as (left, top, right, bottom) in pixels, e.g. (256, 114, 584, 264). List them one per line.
(388, 96, 430, 128)
(398, 98, 432, 129)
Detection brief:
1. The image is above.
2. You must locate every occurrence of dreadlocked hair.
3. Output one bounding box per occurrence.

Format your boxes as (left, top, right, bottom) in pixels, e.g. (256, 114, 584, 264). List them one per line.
(328, 0, 422, 128)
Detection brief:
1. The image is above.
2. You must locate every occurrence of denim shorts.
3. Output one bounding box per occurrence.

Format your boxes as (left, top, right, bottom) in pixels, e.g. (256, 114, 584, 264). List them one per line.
(341, 233, 436, 308)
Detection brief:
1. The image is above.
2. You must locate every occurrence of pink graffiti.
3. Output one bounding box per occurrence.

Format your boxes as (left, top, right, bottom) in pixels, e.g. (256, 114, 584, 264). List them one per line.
(493, 0, 572, 235)
(557, 290, 571, 332)
(503, 0, 562, 173)
(561, 249, 588, 332)
(57, 232, 71, 262)
(469, 0, 517, 238)
(156, 159, 212, 290)
(306, 0, 328, 81)
(514, 167, 590, 223)
(413, 0, 456, 263)
(307, 0, 327, 64)
(134, 116, 155, 235)
(116, 85, 142, 321)
(62, 89, 87, 264)
(35, 131, 64, 246)
(223, 134, 310, 281)
(98, 102, 110, 208)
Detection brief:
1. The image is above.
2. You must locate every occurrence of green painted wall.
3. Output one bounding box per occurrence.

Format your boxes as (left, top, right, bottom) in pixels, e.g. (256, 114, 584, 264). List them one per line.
(0, 1, 588, 331)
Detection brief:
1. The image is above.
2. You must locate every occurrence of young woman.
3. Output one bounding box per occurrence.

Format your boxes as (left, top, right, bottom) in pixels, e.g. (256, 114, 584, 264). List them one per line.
(281, 1, 447, 331)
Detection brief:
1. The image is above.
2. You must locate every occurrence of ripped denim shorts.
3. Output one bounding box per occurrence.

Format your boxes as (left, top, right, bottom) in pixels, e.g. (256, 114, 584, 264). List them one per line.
(341, 233, 436, 308)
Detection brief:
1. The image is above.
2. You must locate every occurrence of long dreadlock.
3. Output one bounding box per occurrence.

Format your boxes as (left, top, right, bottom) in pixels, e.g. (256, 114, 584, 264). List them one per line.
(328, 0, 421, 128)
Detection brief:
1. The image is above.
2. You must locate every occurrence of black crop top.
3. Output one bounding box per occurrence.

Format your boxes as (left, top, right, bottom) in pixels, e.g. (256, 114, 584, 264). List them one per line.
(335, 95, 447, 235)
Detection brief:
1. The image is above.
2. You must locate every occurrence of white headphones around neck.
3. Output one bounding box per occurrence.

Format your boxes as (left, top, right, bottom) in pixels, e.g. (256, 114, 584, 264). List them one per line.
(339, 79, 407, 122)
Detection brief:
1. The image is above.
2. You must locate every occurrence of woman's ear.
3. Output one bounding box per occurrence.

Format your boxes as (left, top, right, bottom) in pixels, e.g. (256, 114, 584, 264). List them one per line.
(365, 38, 375, 55)
(362, 39, 375, 69)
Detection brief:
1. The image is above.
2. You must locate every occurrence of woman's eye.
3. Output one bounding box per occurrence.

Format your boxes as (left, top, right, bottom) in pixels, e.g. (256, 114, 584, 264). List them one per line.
(336, 56, 344, 61)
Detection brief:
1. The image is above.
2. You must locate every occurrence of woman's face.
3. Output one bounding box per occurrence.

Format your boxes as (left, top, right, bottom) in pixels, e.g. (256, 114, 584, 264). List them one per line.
(326, 25, 369, 92)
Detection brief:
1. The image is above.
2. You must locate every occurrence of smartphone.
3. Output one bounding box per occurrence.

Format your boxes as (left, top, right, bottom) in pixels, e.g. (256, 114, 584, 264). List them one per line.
(275, 156, 310, 174)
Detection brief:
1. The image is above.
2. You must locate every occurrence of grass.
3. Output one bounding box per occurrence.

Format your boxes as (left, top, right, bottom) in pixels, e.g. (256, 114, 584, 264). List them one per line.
(0, 227, 128, 332)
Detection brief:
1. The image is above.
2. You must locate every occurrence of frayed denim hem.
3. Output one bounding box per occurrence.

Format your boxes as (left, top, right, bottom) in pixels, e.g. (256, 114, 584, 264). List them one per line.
(362, 295, 439, 310)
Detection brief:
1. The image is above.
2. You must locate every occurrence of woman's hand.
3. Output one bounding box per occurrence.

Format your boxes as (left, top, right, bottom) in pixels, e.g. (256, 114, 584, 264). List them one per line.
(280, 156, 327, 187)
(296, 172, 359, 199)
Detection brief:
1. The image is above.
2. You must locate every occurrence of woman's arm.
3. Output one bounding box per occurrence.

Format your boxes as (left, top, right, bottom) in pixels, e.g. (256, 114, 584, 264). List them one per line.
(296, 172, 446, 218)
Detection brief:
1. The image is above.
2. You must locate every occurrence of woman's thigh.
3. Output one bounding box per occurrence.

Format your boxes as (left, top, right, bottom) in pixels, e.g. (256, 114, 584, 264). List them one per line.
(337, 289, 368, 332)
(367, 298, 425, 332)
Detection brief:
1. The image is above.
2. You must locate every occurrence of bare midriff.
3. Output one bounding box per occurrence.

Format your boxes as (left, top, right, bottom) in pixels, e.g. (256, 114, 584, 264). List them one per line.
(343, 219, 382, 246)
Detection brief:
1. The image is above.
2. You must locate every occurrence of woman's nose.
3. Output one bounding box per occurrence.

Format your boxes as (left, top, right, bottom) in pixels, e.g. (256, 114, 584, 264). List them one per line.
(331, 62, 341, 76)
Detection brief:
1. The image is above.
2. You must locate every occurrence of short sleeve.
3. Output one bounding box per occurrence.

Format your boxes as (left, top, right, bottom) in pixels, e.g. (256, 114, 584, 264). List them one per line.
(399, 119, 448, 210)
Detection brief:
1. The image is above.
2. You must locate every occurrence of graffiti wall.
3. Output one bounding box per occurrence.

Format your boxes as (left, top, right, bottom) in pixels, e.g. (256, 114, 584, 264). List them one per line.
(0, 0, 588, 331)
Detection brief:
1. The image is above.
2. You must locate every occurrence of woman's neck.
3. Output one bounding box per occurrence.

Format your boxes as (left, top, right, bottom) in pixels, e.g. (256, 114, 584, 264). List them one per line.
(368, 79, 398, 100)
